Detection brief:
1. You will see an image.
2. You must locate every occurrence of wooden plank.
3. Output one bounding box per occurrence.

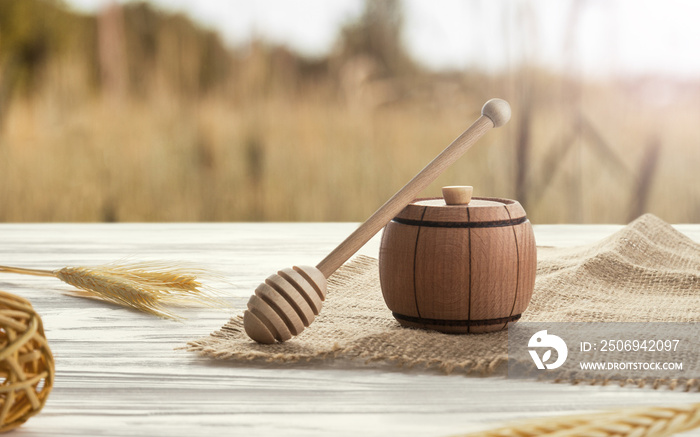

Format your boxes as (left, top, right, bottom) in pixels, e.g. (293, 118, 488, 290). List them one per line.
(0, 223, 696, 436)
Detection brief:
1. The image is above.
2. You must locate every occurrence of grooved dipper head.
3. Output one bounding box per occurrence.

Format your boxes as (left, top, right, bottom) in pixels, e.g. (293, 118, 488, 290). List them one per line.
(243, 265, 327, 344)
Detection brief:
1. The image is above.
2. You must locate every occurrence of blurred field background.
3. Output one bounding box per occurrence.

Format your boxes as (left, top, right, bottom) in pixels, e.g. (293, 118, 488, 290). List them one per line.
(0, 0, 698, 223)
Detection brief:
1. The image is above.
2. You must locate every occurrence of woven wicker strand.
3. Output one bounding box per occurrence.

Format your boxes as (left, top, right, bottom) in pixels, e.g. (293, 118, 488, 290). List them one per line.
(0, 290, 54, 433)
(457, 403, 700, 437)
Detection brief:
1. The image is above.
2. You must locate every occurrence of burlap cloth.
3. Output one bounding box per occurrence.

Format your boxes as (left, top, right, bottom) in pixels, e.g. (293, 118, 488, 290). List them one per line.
(187, 214, 700, 387)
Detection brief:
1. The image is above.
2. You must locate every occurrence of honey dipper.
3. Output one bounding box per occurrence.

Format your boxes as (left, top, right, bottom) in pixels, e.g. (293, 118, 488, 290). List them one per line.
(244, 98, 511, 343)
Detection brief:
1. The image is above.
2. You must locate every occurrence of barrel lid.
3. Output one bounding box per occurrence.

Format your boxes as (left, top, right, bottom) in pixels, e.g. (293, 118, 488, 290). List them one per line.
(393, 197, 527, 226)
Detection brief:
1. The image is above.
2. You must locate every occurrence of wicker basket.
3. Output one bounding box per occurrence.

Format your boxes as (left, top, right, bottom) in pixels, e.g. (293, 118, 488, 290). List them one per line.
(0, 290, 54, 432)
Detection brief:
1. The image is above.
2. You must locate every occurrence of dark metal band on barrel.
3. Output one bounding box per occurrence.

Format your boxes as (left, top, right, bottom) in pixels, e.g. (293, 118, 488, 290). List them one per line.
(392, 312, 521, 327)
(391, 216, 527, 229)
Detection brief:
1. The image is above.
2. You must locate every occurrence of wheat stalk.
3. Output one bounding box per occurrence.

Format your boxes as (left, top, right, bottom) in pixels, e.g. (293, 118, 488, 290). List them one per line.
(457, 402, 700, 437)
(0, 262, 227, 319)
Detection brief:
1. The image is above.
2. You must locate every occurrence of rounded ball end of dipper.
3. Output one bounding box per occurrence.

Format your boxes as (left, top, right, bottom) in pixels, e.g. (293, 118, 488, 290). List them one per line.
(481, 98, 511, 127)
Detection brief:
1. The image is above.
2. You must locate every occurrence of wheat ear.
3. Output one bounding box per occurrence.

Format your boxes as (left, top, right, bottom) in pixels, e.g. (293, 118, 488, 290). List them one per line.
(457, 402, 700, 437)
(0, 263, 227, 319)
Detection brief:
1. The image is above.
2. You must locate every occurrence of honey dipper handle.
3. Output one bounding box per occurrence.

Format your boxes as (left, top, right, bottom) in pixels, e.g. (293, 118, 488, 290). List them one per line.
(316, 98, 511, 277)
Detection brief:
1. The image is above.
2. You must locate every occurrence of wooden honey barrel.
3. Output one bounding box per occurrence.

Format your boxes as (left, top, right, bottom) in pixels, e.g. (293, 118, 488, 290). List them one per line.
(379, 188, 536, 334)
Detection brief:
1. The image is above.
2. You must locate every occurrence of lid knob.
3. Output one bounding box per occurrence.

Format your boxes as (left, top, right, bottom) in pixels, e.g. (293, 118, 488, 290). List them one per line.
(442, 186, 473, 205)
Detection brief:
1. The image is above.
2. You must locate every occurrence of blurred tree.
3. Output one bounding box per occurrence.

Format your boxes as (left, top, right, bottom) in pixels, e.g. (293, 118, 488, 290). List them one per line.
(335, 0, 416, 77)
(0, 0, 66, 94)
(120, 3, 232, 99)
(0, 0, 72, 129)
(97, 3, 128, 102)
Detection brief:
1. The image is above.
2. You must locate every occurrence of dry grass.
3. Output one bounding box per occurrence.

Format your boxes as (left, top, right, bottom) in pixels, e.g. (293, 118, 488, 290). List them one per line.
(0, 0, 698, 224)
(0, 71, 698, 225)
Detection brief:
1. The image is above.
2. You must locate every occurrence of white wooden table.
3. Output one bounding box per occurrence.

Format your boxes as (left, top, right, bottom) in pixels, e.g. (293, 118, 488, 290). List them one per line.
(0, 223, 698, 437)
